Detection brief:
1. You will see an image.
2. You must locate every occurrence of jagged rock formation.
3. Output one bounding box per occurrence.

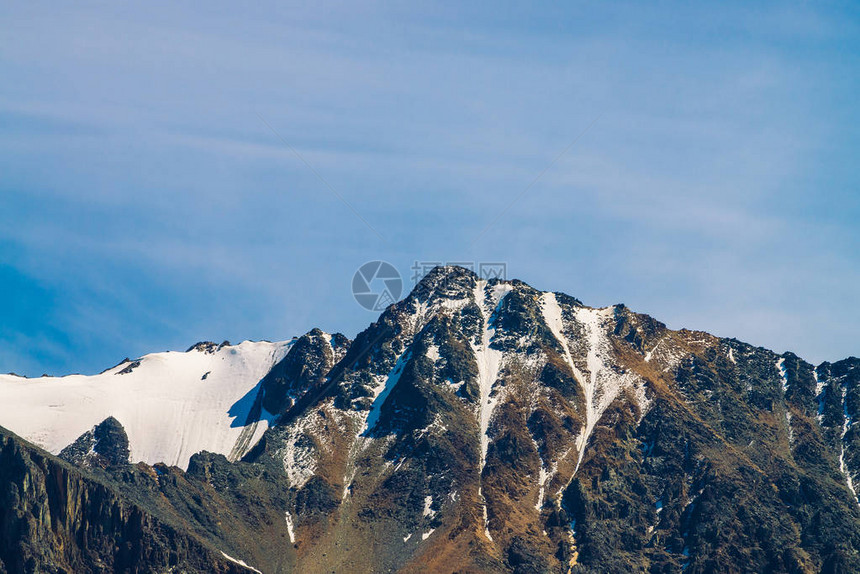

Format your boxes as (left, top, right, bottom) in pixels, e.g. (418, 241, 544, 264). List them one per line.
(2, 266, 860, 573)
(0, 427, 256, 574)
(187, 341, 232, 354)
(261, 329, 350, 415)
(59, 416, 131, 469)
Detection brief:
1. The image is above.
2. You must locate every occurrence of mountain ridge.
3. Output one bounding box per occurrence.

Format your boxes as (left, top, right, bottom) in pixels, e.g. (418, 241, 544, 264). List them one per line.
(2, 265, 859, 573)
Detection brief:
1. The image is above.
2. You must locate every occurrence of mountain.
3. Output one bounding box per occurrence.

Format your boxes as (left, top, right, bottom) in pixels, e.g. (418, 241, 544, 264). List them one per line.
(1, 265, 859, 574)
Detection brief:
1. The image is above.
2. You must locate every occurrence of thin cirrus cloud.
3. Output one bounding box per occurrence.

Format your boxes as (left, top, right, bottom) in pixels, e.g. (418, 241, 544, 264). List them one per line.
(0, 0, 858, 376)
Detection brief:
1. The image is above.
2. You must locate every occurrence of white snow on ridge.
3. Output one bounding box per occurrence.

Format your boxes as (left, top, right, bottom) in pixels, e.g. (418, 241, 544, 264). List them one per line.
(0, 340, 292, 469)
(576, 307, 650, 455)
(643, 335, 685, 373)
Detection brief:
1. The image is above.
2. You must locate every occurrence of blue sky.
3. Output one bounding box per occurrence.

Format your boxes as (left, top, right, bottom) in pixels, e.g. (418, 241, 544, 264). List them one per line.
(1, 1, 858, 376)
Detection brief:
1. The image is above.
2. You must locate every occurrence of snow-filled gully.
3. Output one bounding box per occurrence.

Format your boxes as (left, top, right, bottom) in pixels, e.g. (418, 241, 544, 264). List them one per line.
(540, 294, 645, 500)
(839, 383, 858, 503)
(471, 280, 511, 541)
(540, 294, 602, 480)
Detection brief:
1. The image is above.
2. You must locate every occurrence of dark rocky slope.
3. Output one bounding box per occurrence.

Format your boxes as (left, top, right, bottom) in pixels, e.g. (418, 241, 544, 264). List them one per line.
(0, 425, 260, 574)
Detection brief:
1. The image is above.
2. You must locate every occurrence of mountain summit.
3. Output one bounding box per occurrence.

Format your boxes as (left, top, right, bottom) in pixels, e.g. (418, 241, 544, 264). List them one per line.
(1, 266, 859, 573)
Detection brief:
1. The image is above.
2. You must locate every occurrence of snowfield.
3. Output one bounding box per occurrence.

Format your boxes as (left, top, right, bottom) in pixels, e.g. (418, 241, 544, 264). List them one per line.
(0, 340, 292, 469)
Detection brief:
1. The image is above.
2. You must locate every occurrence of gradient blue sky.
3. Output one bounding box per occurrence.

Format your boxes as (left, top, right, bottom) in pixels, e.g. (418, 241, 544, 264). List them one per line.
(2, 1, 858, 376)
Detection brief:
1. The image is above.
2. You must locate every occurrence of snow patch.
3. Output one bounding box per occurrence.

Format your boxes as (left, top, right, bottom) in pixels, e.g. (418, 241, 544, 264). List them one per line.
(364, 352, 411, 435)
(282, 423, 319, 489)
(422, 529, 435, 541)
(840, 384, 858, 503)
(280, 399, 344, 489)
(777, 358, 789, 393)
(426, 344, 440, 362)
(535, 463, 549, 511)
(423, 495, 436, 518)
(643, 336, 685, 372)
(220, 552, 262, 574)
(840, 447, 855, 501)
(541, 294, 581, 380)
(540, 293, 591, 479)
(443, 376, 465, 394)
(284, 512, 296, 543)
(644, 338, 662, 363)
(814, 366, 826, 423)
(479, 486, 493, 541)
(529, 430, 553, 511)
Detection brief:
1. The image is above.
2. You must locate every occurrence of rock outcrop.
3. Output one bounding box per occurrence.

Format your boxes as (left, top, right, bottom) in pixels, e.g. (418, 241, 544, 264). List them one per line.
(0, 427, 256, 574)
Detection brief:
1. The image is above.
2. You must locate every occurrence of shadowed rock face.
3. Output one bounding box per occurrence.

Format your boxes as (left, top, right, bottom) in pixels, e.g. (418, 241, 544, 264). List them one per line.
(59, 416, 131, 469)
(261, 329, 350, 416)
(5, 266, 860, 574)
(0, 428, 252, 574)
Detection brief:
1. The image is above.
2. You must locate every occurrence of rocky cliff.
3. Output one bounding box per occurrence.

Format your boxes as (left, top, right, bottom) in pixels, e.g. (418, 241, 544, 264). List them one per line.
(0, 426, 259, 573)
